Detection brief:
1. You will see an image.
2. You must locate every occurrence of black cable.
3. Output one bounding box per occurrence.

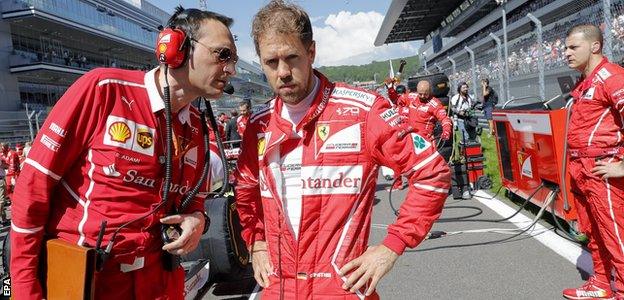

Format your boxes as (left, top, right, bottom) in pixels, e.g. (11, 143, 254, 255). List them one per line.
(471, 184, 504, 201)
(418, 190, 559, 250)
(203, 99, 230, 197)
(101, 67, 175, 260)
(414, 227, 542, 251)
(178, 101, 211, 211)
(548, 188, 587, 244)
(388, 176, 539, 225)
(162, 66, 173, 210)
(387, 176, 401, 216)
(440, 184, 544, 223)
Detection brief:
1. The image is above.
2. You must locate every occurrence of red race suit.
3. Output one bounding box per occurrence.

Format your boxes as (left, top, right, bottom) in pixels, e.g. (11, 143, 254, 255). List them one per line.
(234, 71, 450, 299)
(568, 57, 624, 294)
(399, 93, 452, 141)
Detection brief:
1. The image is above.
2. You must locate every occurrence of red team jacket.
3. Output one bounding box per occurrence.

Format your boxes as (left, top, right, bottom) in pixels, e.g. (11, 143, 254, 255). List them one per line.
(568, 58, 624, 150)
(399, 93, 453, 141)
(10, 68, 222, 298)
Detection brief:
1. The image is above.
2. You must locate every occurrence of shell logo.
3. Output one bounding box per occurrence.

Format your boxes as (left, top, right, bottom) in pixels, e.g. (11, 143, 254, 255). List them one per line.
(109, 122, 131, 143)
(257, 136, 266, 156)
(158, 43, 167, 54)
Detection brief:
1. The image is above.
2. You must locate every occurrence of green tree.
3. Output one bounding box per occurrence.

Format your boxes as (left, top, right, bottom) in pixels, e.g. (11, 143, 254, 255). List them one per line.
(316, 55, 421, 84)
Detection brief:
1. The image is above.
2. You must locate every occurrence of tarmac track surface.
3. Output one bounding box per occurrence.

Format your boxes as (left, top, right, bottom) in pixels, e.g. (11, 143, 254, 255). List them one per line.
(0, 177, 589, 299)
(199, 175, 592, 299)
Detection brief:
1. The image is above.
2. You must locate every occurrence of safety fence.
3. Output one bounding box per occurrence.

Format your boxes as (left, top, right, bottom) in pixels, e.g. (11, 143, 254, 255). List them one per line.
(426, 0, 623, 105)
(0, 104, 48, 145)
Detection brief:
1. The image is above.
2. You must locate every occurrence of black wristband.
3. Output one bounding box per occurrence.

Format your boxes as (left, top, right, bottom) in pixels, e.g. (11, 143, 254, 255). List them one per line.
(198, 211, 210, 234)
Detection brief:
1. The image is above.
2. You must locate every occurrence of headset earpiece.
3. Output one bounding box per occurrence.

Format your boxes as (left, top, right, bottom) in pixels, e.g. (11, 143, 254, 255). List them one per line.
(155, 27, 189, 69)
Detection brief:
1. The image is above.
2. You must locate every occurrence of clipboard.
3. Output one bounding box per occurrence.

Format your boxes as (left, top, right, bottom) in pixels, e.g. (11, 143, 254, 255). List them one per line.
(45, 239, 95, 300)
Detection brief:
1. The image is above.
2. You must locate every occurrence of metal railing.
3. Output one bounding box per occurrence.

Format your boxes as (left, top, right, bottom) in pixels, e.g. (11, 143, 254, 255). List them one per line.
(427, 0, 621, 104)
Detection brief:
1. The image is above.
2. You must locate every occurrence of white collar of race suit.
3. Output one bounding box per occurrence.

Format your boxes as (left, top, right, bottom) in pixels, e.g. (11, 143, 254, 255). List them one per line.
(144, 68, 191, 125)
(282, 74, 320, 126)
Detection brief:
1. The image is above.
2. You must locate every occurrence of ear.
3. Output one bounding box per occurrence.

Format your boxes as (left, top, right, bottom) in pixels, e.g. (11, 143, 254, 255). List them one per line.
(591, 41, 601, 54)
(308, 40, 316, 65)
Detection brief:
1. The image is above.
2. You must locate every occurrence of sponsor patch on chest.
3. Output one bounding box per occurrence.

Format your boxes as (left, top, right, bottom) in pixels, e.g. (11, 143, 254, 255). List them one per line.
(583, 87, 596, 100)
(315, 123, 362, 154)
(300, 165, 363, 195)
(598, 68, 612, 81)
(257, 132, 271, 157)
(103, 116, 156, 156)
(331, 87, 376, 105)
(183, 147, 198, 168)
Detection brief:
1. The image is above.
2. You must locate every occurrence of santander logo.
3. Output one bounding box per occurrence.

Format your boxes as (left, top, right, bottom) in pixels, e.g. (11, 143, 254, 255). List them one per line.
(300, 165, 363, 195)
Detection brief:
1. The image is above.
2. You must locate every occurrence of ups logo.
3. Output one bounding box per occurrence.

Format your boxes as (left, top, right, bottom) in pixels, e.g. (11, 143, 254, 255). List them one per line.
(136, 129, 153, 149)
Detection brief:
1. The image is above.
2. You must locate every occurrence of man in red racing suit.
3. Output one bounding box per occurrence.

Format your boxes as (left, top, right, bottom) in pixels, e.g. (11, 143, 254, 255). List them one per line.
(236, 3, 449, 298)
(384, 79, 408, 107)
(562, 24, 624, 300)
(9, 7, 234, 300)
(1, 144, 20, 193)
(236, 71, 450, 299)
(399, 80, 452, 142)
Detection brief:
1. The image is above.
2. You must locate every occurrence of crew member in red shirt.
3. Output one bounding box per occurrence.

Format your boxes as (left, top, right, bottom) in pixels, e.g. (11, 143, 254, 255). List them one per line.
(562, 24, 624, 300)
(10, 7, 234, 299)
(399, 80, 452, 142)
(1, 143, 20, 194)
(236, 101, 251, 138)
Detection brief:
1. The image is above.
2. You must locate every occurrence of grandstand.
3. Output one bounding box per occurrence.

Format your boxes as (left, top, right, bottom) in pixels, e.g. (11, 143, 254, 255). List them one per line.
(0, 0, 271, 144)
(376, 0, 623, 106)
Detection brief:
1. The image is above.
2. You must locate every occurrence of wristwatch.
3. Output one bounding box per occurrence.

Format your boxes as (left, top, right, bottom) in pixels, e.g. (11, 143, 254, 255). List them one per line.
(197, 210, 210, 234)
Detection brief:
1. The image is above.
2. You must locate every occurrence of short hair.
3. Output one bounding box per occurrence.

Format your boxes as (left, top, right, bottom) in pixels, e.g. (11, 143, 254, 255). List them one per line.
(251, 0, 313, 55)
(238, 101, 250, 109)
(230, 109, 238, 117)
(566, 24, 604, 50)
(166, 6, 233, 42)
(482, 78, 489, 85)
(396, 85, 407, 94)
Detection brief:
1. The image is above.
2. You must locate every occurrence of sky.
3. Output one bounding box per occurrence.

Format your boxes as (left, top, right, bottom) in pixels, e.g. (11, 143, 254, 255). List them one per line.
(148, 0, 422, 67)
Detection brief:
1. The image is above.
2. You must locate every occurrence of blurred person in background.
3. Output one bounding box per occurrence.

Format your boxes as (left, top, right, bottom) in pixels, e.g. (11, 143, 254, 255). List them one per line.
(225, 108, 241, 147)
(480, 78, 498, 136)
(1, 143, 20, 194)
(237, 101, 251, 138)
(450, 82, 476, 141)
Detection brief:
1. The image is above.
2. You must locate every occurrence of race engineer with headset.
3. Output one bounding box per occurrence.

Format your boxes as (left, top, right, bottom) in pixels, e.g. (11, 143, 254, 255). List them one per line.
(562, 24, 624, 300)
(9, 7, 233, 299)
(234, 1, 450, 299)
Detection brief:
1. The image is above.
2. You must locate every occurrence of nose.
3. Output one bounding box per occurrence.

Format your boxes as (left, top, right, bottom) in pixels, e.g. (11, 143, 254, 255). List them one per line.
(223, 60, 237, 76)
(277, 60, 292, 81)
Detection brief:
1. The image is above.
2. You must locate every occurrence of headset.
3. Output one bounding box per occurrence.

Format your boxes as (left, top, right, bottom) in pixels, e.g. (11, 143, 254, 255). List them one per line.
(155, 9, 193, 69)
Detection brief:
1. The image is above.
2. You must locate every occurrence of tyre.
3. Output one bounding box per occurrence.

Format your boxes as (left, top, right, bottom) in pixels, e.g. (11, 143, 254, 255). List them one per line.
(407, 73, 450, 99)
(182, 196, 250, 282)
